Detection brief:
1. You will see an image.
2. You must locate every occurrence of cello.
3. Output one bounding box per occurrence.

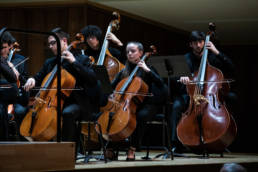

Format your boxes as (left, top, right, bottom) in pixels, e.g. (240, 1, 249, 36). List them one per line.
(96, 46, 156, 141)
(19, 35, 83, 141)
(96, 11, 125, 81)
(176, 23, 237, 153)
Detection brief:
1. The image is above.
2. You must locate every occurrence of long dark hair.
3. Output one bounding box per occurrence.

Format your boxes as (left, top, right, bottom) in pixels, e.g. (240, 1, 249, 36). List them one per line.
(121, 41, 144, 78)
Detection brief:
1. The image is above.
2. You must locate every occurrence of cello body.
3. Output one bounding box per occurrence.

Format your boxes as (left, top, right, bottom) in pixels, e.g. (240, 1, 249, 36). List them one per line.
(177, 63, 237, 153)
(96, 11, 125, 81)
(96, 77, 148, 141)
(104, 49, 125, 81)
(20, 68, 75, 141)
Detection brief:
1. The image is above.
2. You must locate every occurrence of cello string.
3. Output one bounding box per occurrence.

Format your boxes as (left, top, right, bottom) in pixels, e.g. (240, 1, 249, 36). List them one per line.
(113, 91, 153, 96)
(14, 57, 30, 68)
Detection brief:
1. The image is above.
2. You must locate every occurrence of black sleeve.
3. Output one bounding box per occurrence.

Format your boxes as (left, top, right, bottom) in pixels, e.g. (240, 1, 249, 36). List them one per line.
(216, 52, 235, 74)
(0, 58, 17, 83)
(15, 55, 29, 85)
(33, 58, 54, 86)
(108, 46, 126, 65)
(71, 55, 97, 87)
(111, 70, 123, 89)
(209, 52, 235, 78)
(147, 66, 164, 87)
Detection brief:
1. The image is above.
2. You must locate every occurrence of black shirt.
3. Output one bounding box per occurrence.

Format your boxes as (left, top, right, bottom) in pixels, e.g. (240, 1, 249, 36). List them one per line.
(83, 46, 126, 65)
(0, 57, 17, 83)
(173, 51, 235, 97)
(111, 62, 167, 105)
(0, 57, 18, 103)
(32, 53, 99, 116)
(185, 51, 234, 78)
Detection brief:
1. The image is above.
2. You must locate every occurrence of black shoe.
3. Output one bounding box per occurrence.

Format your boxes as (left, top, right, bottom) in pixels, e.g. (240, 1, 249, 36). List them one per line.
(104, 148, 118, 160)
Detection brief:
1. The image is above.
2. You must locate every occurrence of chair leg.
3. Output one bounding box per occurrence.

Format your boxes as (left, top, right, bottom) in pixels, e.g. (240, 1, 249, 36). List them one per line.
(165, 120, 174, 160)
(95, 121, 108, 163)
(141, 124, 151, 160)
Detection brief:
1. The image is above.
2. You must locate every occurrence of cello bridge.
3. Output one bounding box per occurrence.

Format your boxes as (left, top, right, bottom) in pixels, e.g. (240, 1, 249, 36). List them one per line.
(193, 94, 209, 105)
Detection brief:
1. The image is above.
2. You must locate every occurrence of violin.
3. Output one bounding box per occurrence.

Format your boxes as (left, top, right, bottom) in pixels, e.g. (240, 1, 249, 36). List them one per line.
(96, 11, 125, 81)
(96, 46, 156, 141)
(19, 37, 82, 141)
(176, 23, 237, 153)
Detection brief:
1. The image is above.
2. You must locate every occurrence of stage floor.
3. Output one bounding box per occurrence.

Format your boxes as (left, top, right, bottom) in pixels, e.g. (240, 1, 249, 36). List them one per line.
(75, 151, 258, 172)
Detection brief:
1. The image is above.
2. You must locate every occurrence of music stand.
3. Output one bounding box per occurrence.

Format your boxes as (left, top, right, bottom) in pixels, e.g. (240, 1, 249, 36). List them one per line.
(92, 65, 113, 95)
(147, 55, 191, 158)
(147, 55, 191, 78)
(78, 65, 113, 163)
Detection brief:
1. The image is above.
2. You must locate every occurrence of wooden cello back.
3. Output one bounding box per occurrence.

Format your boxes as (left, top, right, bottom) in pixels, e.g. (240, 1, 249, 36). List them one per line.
(96, 11, 125, 81)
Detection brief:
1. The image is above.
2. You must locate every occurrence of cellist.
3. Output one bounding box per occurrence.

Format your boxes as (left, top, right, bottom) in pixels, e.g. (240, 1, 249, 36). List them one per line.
(0, 32, 19, 140)
(169, 30, 236, 153)
(23, 28, 100, 144)
(80, 25, 126, 64)
(0, 31, 29, 140)
(104, 42, 167, 160)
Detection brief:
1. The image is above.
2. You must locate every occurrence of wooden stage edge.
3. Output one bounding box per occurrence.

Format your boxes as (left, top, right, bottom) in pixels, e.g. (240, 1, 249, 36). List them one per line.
(0, 142, 258, 172)
(0, 141, 75, 171)
(74, 152, 258, 172)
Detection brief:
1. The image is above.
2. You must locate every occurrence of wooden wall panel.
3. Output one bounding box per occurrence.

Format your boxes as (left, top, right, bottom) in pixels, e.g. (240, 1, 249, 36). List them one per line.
(0, 4, 189, 74)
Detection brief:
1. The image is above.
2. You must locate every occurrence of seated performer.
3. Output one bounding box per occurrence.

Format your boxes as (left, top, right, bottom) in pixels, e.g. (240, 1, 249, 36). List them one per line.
(105, 41, 167, 160)
(0, 33, 18, 140)
(0, 31, 29, 140)
(80, 25, 125, 64)
(169, 30, 236, 153)
(23, 28, 101, 146)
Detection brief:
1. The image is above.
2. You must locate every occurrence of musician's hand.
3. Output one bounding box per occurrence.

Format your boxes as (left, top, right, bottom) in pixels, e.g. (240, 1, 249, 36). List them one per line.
(206, 41, 219, 55)
(62, 50, 76, 63)
(137, 60, 150, 72)
(106, 32, 123, 46)
(24, 78, 35, 91)
(179, 76, 191, 85)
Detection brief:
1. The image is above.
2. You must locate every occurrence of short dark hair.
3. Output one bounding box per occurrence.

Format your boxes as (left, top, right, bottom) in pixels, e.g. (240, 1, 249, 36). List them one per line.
(189, 30, 205, 42)
(81, 25, 102, 42)
(0, 31, 16, 45)
(50, 27, 69, 40)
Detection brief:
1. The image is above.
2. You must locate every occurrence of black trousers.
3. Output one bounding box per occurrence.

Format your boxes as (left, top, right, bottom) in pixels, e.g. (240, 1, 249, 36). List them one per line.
(0, 103, 9, 141)
(61, 104, 81, 142)
(0, 84, 18, 141)
(130, 103, 162, 148)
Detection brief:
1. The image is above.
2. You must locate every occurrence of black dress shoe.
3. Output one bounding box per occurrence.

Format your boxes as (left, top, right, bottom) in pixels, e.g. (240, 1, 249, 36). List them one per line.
(104, 148, 118, 160)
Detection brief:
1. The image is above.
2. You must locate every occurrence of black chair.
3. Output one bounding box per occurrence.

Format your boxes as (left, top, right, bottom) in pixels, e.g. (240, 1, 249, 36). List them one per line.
(77, 120, 108, 163)
(141, 105, 174, 160)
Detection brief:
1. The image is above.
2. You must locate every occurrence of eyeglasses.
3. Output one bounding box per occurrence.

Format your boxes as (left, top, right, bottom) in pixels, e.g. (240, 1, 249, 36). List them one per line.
(48, 40, 57, 47)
